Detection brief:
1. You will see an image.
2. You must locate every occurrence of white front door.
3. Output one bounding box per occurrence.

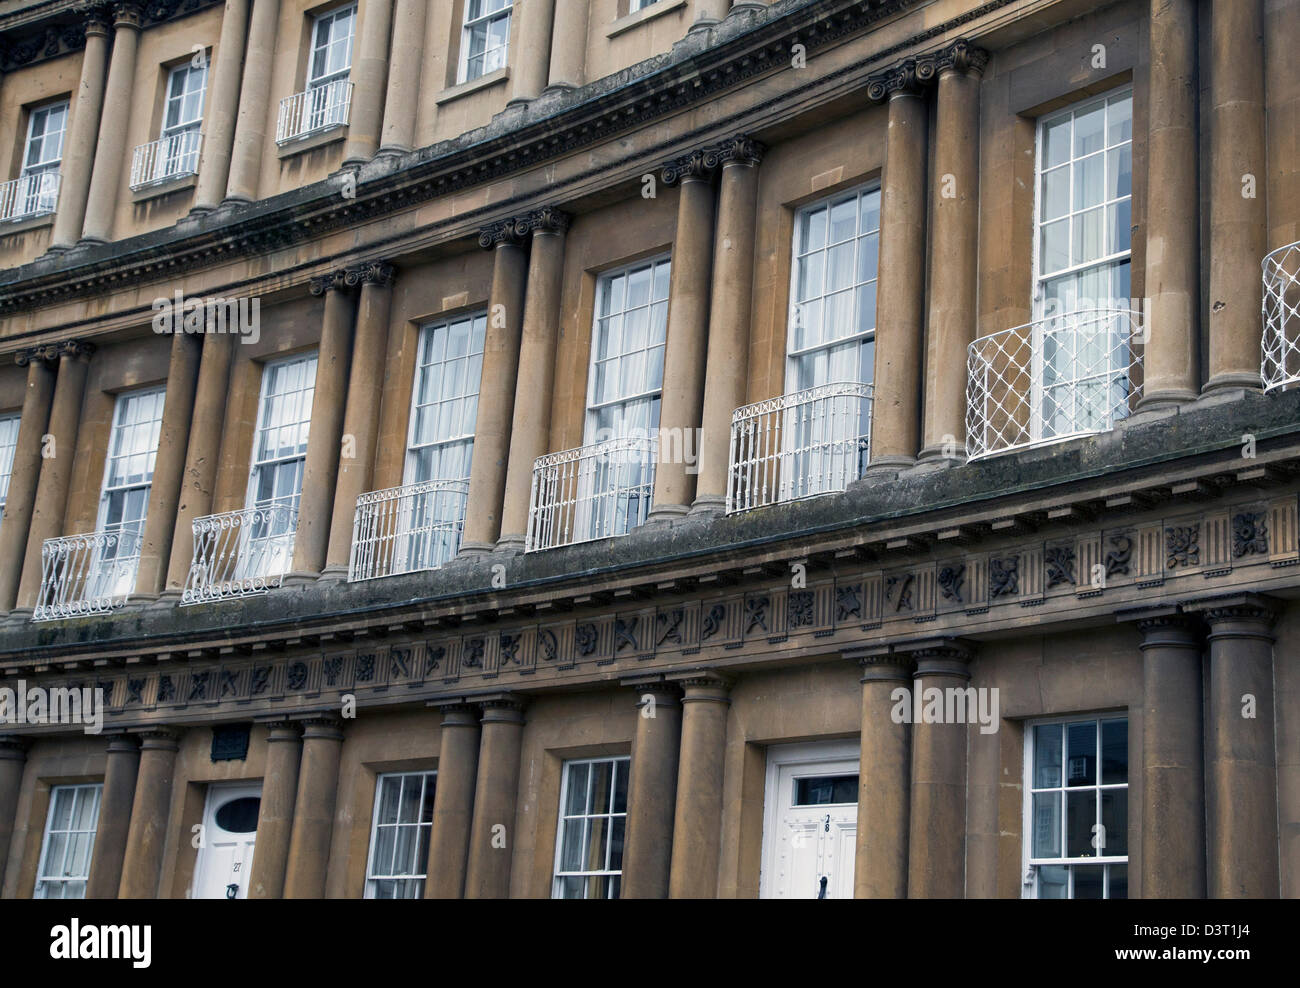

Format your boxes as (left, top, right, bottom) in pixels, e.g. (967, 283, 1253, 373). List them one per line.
(759, 742, 859, 899)
(193, 783, 261, 899)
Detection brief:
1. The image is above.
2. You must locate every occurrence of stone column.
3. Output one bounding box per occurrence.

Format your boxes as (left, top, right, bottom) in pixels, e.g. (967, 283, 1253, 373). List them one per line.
(15, 342, 94, 614)
(507, 0, 556, 105)
(620, 680, 682, 899)
(1140, 0, 1200, 407)
(85, 735, 141, 898)
(693, 138, 763, 512)
(498, 208, 570, 550)
(849, 647, 913, 898)
(0, 738, 28, 888)
(289, 274, 356, 579)
(545, 0, 588, 91)
(667, 674, 730, 898)
(342, 0, 394, 165)
(193, 0, 252, 213)
(246, 721, 302, 899)
(919, 45, 986, 463)
(378, 0, 428, 153)
(1205, 0, 1268, 394)
(460, 221, 529, 555)
(867, 66, 928, 473)
(323, 262, 397, 578)
(1187, 594, 1279, 897)
(47, 7, 111, 251)
(224, 0, 282, 203)
(905, 639, 971, 898)
(1126, 609, 1206, 898)
(0, 350, 57, 613)
(424, 703, 481, 899)
(133, 332, 203, 598)
(282, 715, 344, 898)
(463, 696, 526, 899)
(118, 728, 180, 898)
(80, 2, 144, 244)
(163, 334, 235, 598)
(650, 150, 717, 519)
(692, 0, 729, 29)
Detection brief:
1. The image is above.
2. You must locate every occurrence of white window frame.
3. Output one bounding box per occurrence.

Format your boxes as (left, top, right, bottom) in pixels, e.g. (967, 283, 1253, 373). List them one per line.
(21, 100, 68, 180)
(458, 0, 513, 84)
(245, 352, 318, 515)
(551, 755, 630, 899)
(162, 60, 208, 140)
(34, 783, 103, 899)
(1021, 713, 1130, 899)
(0, 412, 20, 535)
(308, 3, 357, 89)
(13, 99, 68, 218)
(404, 311, 487, 488)
(364, 771, 436, 899)
(629, 0, 661, 11)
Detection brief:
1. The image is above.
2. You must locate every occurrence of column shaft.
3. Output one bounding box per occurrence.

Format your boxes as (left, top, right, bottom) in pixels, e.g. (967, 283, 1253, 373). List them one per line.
(424, 705, 481, 898)
(0, 739, 28, 889)
(869, 89, 928, 471)
(920, 65, 982, 461)
(621, 682, 681, 899)
(853, 653, 912, 898)
(290, 280, 356, 577)
(498, 212, 569, 549)
(546, 0, 588, 90)
(118, 730, 180, 898)
(49, 15, 111, 250)
(194, 0, 252, 212)
(508, 0, 556, 104)
(1205, 0, 1268, 393)
(133, 333, 202, 597)
(461, 228, 529, 553)
(1141, 0, 1200, 406)
(324, 264, 396, 576)
(282, 717, 344, 898)
(0, 355, 57, 612)
(694, 153, 760, 510)
(225, 0, 282, 202)
(463, 699, 525, 898)
(342, 0, 394, 164)
(667, 676, 730, 898)
(85, 735, 141, 898)
(16, 344, 93, 612)
(164, 334, 235, 595)
(81, 7, 143, 243)
(651, 172, 716, 517)
(379, 0, 428, 152)
(1135, 614, 1206, 897)
(246, 722, 302, 899)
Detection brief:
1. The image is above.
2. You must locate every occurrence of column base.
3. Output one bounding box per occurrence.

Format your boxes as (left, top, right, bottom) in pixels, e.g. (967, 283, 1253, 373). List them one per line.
(688, 494, 727, 517)
(281, 571, 320, 587)
(457, 542, 495, 559)
(317, 565, 349, 583)
(125, 592, 159, 606)
(41, 243, 73, 257)
(1200, 374, 1262, 398)
(150, 588, 184, 609)
(541, 83, 577, 97)
(645, 503, 691, 525)
(4, 607, 34, 627)
(1134, 388, 1197, 412)
(688, 18, 721, 33)
(861, 455, 914, 479)
(494, 535, 526, 554)
(376, 144, 413, 158)
(186, 203, 217, 219)
(913, 446, 966, 470)
(75, 236, 108, 248)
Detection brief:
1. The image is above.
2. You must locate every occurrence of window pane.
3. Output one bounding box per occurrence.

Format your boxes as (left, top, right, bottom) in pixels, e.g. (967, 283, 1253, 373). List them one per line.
(1100, 719, 1127, 784)
(1032, 791, 1061, 858)
(1036, 864, 1068, 898)
(1065, 721, 1096, 786)
(1073, 864, 1105, 899)
(1100, 789, 1127, 857)
(1065, 789, 1097, 857)
(1033, 724, 1062, 788)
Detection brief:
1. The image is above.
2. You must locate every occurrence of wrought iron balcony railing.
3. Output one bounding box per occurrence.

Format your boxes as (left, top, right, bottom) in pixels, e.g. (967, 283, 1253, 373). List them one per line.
(276, 80, 353, 145)
(348, 479, 469, 582)
(129, 131, 203, 190)
(966, 308, 1144, 461)
(0, 171, 60, 223)
(32, 528, 143, 622)
(1263, 240, 1300, 393)
(182, 504, 298, 605)
(726, 382, 873, 515)
(526, 436, 657, 552)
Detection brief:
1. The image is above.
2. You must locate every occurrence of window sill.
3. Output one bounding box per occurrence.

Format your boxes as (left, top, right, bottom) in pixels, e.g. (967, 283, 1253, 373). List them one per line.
(276, 125, 349, 159)
(607, 0, 687, 39)
(435, 67, 510, 106)
(0, 212, 55, 235)
(131, 172, 197, 204)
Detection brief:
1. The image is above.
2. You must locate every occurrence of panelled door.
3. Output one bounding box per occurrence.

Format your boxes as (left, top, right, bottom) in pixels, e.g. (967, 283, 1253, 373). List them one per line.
(192, 783, 262, 900)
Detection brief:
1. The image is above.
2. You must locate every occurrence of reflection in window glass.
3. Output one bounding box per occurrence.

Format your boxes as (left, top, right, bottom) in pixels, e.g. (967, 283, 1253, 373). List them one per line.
(552, 757, 629, 899)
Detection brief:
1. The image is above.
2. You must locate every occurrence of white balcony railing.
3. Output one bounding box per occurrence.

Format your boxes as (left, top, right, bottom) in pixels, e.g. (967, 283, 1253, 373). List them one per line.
(726, 382, 873, 515)
(0, 171, 60, 223)
(129, 131, 203, 190)
(1263, 240, 1300, 393)
(182, 504, 298, 605)
(966, 308, 1144, 461)
(348, 480, 468, 582)
(276, 80, 353, 145)
(32, 529, 143, 622)
(526, 437, 657, 552)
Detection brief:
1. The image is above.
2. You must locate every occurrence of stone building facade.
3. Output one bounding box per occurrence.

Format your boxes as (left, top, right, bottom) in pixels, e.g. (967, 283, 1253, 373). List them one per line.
(0, 0, 1297, 900)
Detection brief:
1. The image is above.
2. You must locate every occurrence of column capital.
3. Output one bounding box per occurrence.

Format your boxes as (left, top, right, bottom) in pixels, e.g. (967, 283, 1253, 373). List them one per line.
(299, 714, 345, 740)
(867, 57, 928, 101)
(667, 670, 732, 702)
(711, 133, 767, 168)
(846, 644, 914, 682)
(430, 702, 481, 728)
(343, 259, 397, 288)
(77, 1, 114, 34)
(110, 1, 144, 29)
(308, 270, 349, 296)
(134, 726, 180, 751)
(57, 339, 96, 361)
(620, 675, 682, 698)
(1117, 604, 1202, 643)
(1181, 592, 1277, 632)
(935, 38, 990, 77)
(899, 637, 974, 677)
(474, 692, 527, 723)
(478, 217, 529, 249)
(0, 736, 29, 760)
(104, 733, 142, 755)
(661, 147, 716, 186)
(518, 205, 572, 236)
(257, 719, 304, 742)
(15, 344, 60, 367)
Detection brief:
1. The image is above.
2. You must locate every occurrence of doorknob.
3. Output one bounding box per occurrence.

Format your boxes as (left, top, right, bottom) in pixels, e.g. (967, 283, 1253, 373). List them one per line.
(226, 883, 239, 899)
(817, 876, 828, 899)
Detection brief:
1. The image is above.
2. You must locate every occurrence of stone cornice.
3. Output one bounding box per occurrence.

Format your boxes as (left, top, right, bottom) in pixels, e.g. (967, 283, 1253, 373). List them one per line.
(0, 0, 1021, 321)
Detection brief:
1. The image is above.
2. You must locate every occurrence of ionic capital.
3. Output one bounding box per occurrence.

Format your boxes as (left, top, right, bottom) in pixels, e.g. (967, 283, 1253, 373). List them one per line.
(518, 205, 572, 236)
(478, 217, 529, 249)
(343, 260, 397, 289)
